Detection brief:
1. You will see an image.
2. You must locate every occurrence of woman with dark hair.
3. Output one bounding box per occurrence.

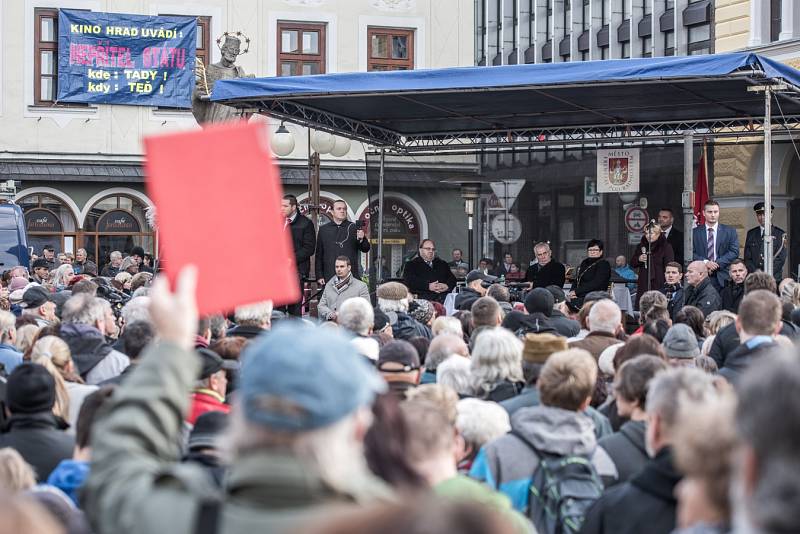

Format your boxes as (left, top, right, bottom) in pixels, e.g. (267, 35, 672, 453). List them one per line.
(452, 310, 473, 345)
(569, 239, 611, 309)
(674, 306, 707, 346)
(630, 224, 674, 308)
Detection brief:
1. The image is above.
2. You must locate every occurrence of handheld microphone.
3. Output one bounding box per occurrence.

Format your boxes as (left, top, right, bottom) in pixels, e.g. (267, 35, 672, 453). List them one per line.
(641, 246, 647, 267)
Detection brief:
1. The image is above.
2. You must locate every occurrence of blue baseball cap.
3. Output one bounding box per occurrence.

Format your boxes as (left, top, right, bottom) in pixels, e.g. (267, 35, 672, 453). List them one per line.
(239, 322, 386, 431)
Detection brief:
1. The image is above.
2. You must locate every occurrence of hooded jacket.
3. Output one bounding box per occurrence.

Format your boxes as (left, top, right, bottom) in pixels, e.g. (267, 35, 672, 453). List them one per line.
(579, 447, 681, 534)
(597, 420, 648, 486)
(60, 323, 130, 385)
(469, 404, 617, 512)
(392, 311, 432, 341)
(0, 412, 75, 482)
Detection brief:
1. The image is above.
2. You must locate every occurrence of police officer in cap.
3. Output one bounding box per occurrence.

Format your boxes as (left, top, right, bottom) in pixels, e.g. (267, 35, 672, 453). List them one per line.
(744, 202, 786, 280)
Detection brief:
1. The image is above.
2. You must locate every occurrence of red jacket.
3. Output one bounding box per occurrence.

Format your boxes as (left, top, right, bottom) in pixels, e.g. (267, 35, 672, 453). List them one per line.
(187, 389, 230, 425)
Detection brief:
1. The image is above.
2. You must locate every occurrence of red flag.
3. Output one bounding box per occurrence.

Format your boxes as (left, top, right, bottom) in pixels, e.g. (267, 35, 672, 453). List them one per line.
(693, 145, 709, 227)
(144, 121, 299, 315)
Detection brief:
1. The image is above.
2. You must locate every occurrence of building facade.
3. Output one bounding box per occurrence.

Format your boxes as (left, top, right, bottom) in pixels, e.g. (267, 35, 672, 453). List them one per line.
(0, 0, 474, 271)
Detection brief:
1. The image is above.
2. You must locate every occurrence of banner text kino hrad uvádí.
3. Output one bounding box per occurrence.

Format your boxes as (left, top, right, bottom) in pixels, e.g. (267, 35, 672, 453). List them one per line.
(57, 10, 197, 107)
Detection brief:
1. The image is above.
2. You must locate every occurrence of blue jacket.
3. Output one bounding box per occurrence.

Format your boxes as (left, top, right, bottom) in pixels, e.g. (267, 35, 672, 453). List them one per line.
(0, 343, 23, 375)
(47, 459, 90, 506)
(692, 223, 739, 286)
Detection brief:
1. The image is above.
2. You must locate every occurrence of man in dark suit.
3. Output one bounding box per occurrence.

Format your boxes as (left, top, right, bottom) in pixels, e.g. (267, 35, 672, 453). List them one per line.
(281, 194, 316, 316)
(744, 202, 787, 281)
(493, 252, 514, 277)
(403, 239, 457, 303)
(692, 199, 740, 291)
(658, 208, 684, 267)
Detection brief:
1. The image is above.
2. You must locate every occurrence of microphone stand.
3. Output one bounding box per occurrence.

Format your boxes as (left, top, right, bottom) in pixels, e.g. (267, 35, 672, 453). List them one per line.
(646, 220, 655, 293)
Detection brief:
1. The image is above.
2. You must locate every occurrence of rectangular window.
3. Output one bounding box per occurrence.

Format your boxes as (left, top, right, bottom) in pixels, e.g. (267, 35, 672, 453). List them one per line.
(621, 41, 630, 58)
(195, 16, 211, 67)
(770, 0, 781, 42)
(476, 0, 487, 64)
(278, 21, 326, 76)
(367, 27, 414, 71)
(664, 29, 675, 55)
(34, 8, 59, 105)
(642, 36, 652, 56)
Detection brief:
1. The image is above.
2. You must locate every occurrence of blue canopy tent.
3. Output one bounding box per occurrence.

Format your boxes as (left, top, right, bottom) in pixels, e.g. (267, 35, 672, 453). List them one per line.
(213, 52, 800, 276)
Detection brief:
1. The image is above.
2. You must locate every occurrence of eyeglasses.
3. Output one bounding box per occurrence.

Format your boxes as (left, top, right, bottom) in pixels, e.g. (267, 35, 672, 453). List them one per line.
(587, 247, 602, 252)
(421, 247, 436, 251)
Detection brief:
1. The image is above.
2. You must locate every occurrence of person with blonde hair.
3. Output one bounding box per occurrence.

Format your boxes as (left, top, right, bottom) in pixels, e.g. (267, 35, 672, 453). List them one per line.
(113, 271, 133, 293)
(432, 316, 463, 338)
(0, 448, 36, 492)
(51, 264, 75, 292)
(0, 310, 23, 374)
(14, 325, 40, 356)
(469, 327, 524, 402)
(30, 336, 98, 430)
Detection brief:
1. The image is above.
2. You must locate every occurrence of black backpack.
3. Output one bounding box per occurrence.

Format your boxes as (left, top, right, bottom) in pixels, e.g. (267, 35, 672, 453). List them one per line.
(511, 430, 603, 534)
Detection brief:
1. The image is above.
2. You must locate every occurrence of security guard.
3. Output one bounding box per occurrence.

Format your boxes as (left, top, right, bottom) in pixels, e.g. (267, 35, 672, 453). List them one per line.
(744, 202, 787, 280)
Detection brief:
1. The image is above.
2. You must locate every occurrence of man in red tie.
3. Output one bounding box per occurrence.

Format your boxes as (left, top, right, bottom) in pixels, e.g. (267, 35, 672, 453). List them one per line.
(281, 194, 316, 316)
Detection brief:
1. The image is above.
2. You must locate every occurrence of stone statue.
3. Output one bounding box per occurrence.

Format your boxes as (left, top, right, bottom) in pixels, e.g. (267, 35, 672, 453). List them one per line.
(192, 35, 253, 126)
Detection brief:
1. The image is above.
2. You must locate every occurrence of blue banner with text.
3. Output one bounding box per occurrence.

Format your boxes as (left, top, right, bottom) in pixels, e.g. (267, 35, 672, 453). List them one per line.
(57, 9, 196, 107)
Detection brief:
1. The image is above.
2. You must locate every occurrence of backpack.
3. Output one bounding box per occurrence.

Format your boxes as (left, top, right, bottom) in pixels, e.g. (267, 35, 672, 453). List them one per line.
(511, 430, 603, 534)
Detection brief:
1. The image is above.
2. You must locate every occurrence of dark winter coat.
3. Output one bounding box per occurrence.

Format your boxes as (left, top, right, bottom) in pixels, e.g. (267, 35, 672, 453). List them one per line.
(709, 320, 798, 368)
(664, 226, 684, 267)
(454, 287, 482, 311)
(718, 339, 781, 386)
(0, 412, 74, 482)
(501, 311, 558, 336)
(661, 283, 685, 320)
(525, 261, 567, 288)
(549, 309, 581, 337)
(477, 379, 525, 403)
(225, 324, 267, 340)
(630, 235, 674, 307)
(574, 257, 612, 298)
(315, 220, 370, 282)
(719, 281, 744, 313)
(402, 256, 457, 303)
(597, 420, 648, 486)
(579, 447, 681, 534)
(683, 277, 721, 318)
(287, 212, 316, 278)
(392, 311, 432, 341)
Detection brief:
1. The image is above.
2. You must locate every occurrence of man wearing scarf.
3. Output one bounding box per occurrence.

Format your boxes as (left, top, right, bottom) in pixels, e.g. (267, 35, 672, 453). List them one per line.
(318, 256, 370, 321)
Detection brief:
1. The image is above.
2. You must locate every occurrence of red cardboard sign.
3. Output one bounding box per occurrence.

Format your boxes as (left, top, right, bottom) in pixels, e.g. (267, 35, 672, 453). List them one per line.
(144, 121, 299, 314)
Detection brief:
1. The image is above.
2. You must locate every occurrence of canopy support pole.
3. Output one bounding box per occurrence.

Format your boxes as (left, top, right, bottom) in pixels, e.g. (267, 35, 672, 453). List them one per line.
(683, 132, 694, 267)
(377, 148, 386, 284)
(763, 87, 774, 277)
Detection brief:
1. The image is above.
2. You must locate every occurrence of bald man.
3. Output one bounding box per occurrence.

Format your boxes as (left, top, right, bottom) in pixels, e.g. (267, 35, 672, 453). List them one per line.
(683, 261, 721, 317)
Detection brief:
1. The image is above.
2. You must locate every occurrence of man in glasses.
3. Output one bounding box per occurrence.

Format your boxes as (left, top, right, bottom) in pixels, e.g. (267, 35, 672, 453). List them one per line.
(403, 239, 457, 303)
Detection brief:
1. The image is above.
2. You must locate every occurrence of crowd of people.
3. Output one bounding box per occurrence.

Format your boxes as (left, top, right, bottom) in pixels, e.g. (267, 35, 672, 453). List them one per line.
(0, 194, 795, 534)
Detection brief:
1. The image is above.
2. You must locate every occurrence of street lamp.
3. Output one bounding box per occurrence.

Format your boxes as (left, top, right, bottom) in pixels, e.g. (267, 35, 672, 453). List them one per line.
(271, 122, 295, 156)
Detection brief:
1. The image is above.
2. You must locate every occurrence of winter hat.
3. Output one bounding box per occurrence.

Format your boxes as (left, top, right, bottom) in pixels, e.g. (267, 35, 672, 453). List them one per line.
(240, 322, 385, 431)
(20, 286, 53, 309)
(8, 277, 28, 292)
(662, 324, 700, 359)
(197, 348, 224, 380)
(377, 339, 420, 372)
(523, 333, 568, 363)
(187, 411, 229, 451)
(6, 363, 56, 414)
(376, 281, 409, 301)
(546, 285, 567, 304)
(408, 299, 434, 325)
(524, 288, 554, 316)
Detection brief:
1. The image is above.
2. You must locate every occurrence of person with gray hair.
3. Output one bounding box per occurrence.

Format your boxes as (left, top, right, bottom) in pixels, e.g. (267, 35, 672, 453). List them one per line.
(455, 398, 511, 472)
(432, 316, 463, 338)
(120, 296, 151, 331)
(337, 297, 374, 336)
(420, 334, 469, 384)
(59, 294, 129, 385)
(101, 250, 124, 278)
(581, 367, 718, 534)
(732, 353, 800, 534)
(469, 327, 524, 402)
(227, 301, 273, 339)
(0, 310, 23, 374)
(437, 355, 472, 396)
(569, 299, 623, 360)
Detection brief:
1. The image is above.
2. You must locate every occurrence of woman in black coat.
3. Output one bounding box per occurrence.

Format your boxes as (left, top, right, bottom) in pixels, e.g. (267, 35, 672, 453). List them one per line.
(569, 239, 612, 309)
(630, 225, 674, 308)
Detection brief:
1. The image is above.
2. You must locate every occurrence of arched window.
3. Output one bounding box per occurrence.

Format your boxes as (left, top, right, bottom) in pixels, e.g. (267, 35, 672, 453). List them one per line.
(82, 195, 154, 266)
(18, 193, 79, 256)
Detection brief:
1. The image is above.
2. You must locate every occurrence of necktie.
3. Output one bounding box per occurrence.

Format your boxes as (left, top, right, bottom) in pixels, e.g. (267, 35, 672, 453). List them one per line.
(284, 218, 291, 229)
(707, 227, 715, 261)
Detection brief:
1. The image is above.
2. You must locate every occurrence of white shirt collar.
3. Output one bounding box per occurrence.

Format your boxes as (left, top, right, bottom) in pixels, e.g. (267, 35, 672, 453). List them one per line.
(705, 221, 719, 232)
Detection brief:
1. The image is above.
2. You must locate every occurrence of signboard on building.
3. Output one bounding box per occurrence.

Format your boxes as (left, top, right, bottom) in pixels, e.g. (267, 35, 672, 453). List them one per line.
(298, 196, 342, 224)
(584, 176, 603, 206)
(57, 10, 196, 107)
(25, 209, 62, 232)
(97, 210, 141, 232)
(597, 148, 640, 193)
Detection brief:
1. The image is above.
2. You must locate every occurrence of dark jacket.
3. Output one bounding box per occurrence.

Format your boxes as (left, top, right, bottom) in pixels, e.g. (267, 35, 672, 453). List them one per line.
(683, 277, 721, 318)
(569, 331, 622, 361)
(315, 220, 370, 282)
(630, 235, 674, 307)
(525, 261, 566, 288)
(718, 339, 781, 386)
(720, 281, 744, 313)
(708, 320, 798, 368)
(549, 309, 581, 337)
(661, 283, 685, 320)
(744, 225, 786, 280)
(60, 323, 119, 380)
(501, 311, 558, 336)
(664, 226, 684, 267)
(477, 379, 525, 403)
(574, 257, 612, 298)
(225, 324, 267, 340)
(287, 213, 316, 278)
(597, 420, 648, 486)
(392, 311, 432, 341)
(579, 447, 680, 534)
(183, 451, 227, 488)
(402, 256, 457, 303)
(454, 287, 482, 311)
(101, 264, 120, 278)
(0, 412, 75, 482)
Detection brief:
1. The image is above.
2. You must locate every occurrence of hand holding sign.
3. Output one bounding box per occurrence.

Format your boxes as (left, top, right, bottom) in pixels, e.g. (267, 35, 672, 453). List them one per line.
(144, 121, 299, 315)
